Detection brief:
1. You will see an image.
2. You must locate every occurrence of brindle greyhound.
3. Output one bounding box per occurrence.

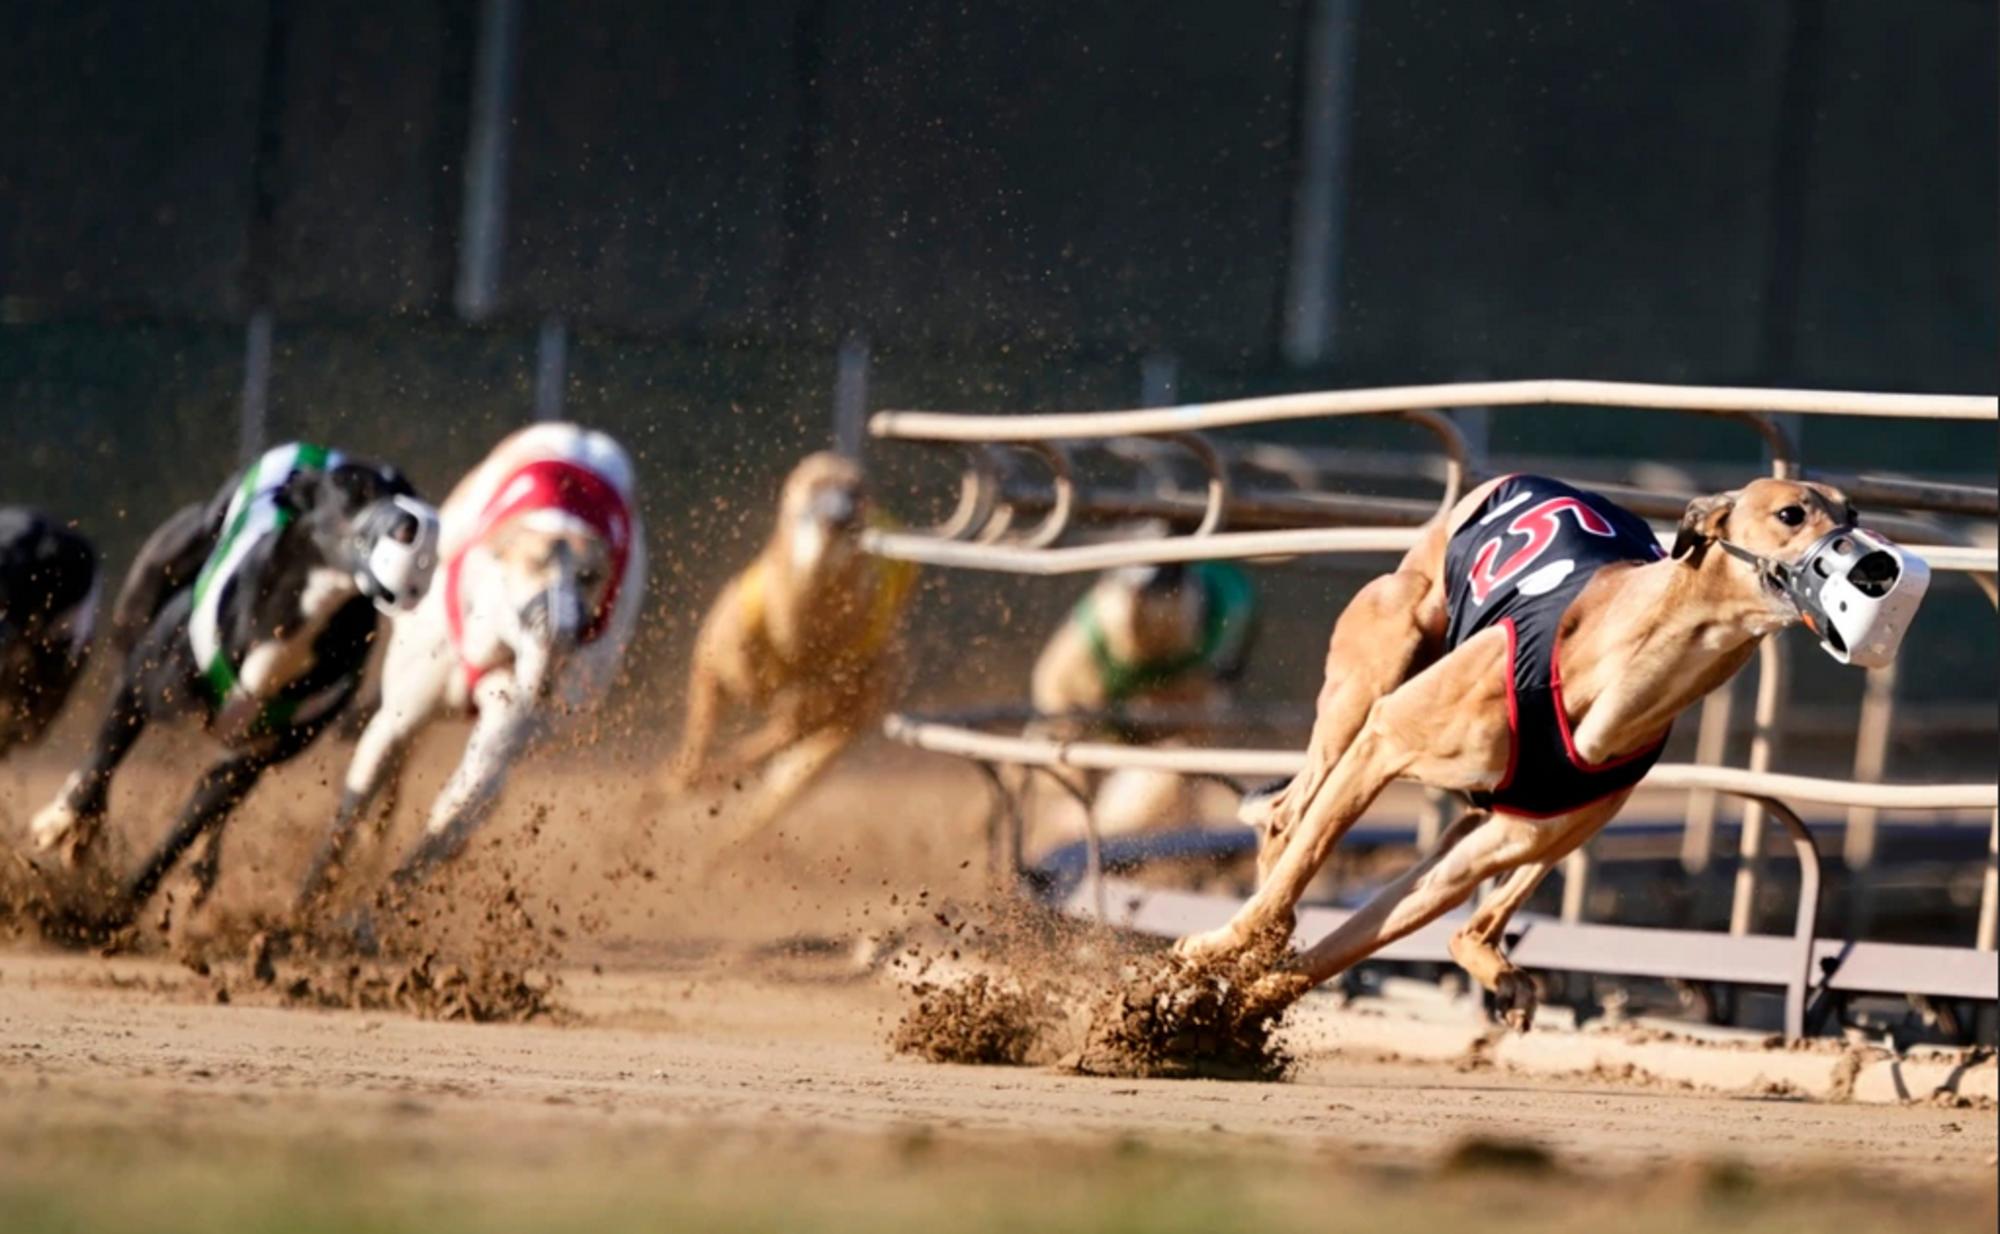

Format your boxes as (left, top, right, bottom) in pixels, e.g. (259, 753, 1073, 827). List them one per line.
(0, 509, 98, 760)
(27, 444, 438, 925)
(1174, 475, 1929, 1025)
(666, 452, 918, 834)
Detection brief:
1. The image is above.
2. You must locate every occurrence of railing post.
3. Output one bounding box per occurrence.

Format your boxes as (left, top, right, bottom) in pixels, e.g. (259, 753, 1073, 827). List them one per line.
(1681, 681, 1735, 872)
(1762, 797, 1823, 1042)
(1843, 661, 1896, 931)
(1730, 639, 1787, 936)
(1560, 848, 1592, 923)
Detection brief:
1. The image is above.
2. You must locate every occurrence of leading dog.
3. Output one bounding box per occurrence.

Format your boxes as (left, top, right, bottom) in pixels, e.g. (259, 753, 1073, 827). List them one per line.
(665, 452, 917, 835)
(27, 444, 438, 923)
(0, 509, 99, 759)
(299, 423, 644, 903)
(1174, 474, 1928, 1026)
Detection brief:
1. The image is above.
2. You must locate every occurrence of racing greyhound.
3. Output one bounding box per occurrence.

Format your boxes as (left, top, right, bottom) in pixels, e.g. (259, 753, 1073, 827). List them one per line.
(1176, 475, 1928, 1026)
(665, 452, 917, 831)
(0, 509, 98, 758)
(298, 423, 644, 903)
(1030, 561, 1256, 836)
(27, 444, 438, 923)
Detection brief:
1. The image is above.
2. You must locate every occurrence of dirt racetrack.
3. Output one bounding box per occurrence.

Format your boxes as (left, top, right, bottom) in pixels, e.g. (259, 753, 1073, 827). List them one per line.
(3, 738, 1997, 1232)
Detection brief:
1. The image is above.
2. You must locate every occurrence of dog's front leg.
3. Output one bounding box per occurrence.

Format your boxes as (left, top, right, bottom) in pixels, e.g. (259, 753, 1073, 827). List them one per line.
(298, 692, 439, 909)
(388, 689, 540, 889)
(1177, 715, 1410, 964)
(665, 644, 729, 790)
(29, 670, 155, 863)
(1444, 794, 1627, 1030)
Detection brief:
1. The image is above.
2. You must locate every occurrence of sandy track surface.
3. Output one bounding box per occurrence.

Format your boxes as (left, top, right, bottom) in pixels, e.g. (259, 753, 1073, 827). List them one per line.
(4, 945, 1994, 1186)
(3, 744, 1996, 1234)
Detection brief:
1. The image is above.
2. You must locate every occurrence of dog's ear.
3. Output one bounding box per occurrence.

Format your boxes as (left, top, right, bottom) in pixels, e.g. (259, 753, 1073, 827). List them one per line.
(318, 462, 414, 517)
(278, 465, 332, 517)
(1671, 492, 1735, 562)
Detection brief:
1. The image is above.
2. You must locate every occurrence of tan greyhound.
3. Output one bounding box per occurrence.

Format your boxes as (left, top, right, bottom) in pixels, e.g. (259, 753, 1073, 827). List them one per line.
(1175, 473, 1930, 1026)
(665, 453, 917, 827)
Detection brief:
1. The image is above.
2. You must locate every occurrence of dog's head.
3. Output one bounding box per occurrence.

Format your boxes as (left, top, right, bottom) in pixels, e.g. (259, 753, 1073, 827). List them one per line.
(1101, 563, 1204, 657)
(284, 461, 440, 614)
(486, 514, 616, 656)
(1672, 478, 1930, 666)
(775, 452, 869, 576)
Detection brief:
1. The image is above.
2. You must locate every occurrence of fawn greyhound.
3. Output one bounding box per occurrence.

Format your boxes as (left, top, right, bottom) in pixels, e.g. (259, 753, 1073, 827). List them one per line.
(666, 452, 917, 835)
(1176, 474, 1929, 1026)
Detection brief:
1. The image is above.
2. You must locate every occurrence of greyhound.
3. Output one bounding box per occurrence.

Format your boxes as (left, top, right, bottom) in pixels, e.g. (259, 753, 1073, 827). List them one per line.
(665, 452, 917, 833)
(298, 423, 644, 903)
(25, 443, 438, 924)
(0, 509, 99, 759)
(1029, 561, 1257, 836)
(1174, 474, 1929, 1026)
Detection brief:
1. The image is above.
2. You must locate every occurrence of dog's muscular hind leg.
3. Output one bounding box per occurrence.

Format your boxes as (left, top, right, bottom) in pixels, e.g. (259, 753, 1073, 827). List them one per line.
(1250, 562, 1444, 884)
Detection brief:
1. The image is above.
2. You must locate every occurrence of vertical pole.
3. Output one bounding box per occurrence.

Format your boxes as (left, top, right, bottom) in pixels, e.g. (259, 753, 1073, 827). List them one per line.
(1730, 639, 1787, 936)
(1139, 351, 1180, 408)
(455, 0, 523, 321)
(533, 314, 567, 422)
(1977, 810, 1998, 953)
(237, 309, 274, 464)
(1843, 661, 1896, 930)
(1681, 683, 1735, 872)
(1281, 0, 1359, 367)
(832, 334, 870, 459)
(1560, 849, 1592, 924)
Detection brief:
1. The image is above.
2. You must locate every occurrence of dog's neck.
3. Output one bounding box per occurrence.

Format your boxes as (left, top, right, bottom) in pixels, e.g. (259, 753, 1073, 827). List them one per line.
(1556, 548, 1793, 763)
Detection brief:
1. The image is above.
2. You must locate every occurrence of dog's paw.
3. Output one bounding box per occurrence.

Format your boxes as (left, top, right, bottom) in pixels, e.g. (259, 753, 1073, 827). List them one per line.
(1492, 969, 1539, 1033)
(28, 782, 94, 862)
(1172, 926, 1242, 963)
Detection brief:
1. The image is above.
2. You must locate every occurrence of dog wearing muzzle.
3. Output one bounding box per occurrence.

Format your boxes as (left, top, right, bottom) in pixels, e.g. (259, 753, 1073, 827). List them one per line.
(1174, 474, 1928, 1027)
(1, 508, 99, 761)
(1027, 561, 1258, 839)
(298, 423, 644, 905)
(664, 452, 917, 844)
(27, 444, 438, 924)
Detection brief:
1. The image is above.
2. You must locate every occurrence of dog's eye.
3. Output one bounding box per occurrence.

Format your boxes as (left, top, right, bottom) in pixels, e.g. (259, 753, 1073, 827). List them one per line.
(1775, 505, 1806, 527)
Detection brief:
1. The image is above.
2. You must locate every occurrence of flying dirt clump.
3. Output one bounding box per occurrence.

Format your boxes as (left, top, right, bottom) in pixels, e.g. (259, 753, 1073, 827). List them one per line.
(1067, 944, 1300, 1081)
(891, 972, 1059, 1065)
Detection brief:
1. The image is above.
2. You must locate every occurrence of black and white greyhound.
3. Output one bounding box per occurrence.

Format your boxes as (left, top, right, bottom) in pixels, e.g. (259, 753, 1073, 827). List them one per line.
(27, 443, 439, 924)
(0, 508, 99, 758)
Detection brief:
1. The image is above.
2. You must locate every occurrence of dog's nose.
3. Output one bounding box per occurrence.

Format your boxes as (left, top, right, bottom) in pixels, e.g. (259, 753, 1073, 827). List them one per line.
(387, 510, 419, 545)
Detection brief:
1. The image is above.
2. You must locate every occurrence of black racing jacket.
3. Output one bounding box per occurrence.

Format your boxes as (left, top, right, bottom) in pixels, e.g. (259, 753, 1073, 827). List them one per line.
(1442, 475, 1669, 817)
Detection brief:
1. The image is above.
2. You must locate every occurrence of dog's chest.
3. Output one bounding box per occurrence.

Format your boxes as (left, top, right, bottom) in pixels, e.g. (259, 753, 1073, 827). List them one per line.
(230, 568, 357, 699)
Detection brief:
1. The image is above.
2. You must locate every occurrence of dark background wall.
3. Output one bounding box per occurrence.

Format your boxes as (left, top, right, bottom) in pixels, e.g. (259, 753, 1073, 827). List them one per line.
(2, 0, 1994, 751)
